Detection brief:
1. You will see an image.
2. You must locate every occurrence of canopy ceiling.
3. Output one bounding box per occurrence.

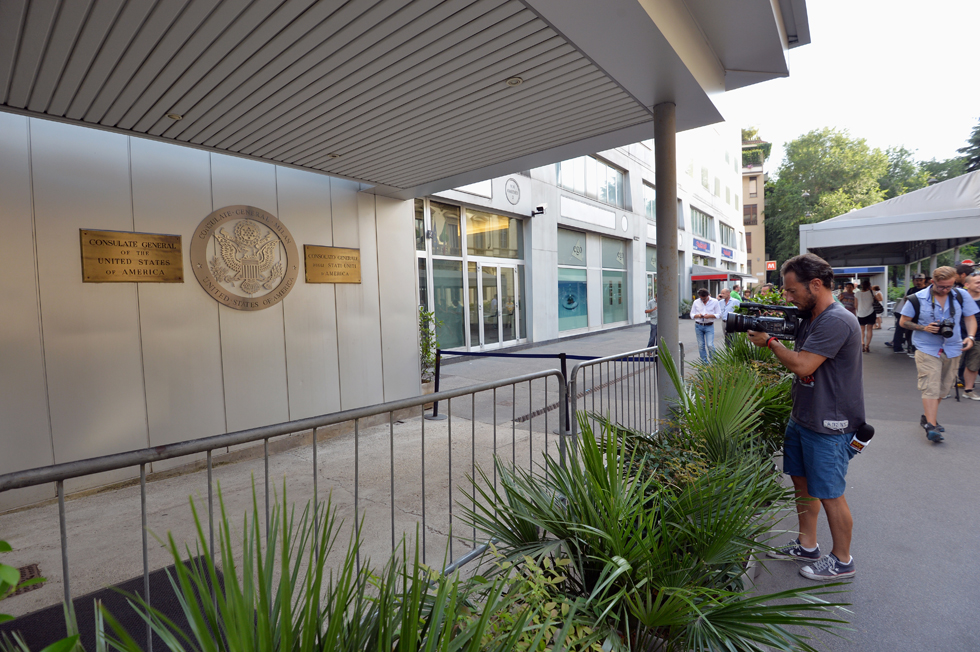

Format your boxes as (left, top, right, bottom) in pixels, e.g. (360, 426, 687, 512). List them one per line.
(800, 170, 980, 267)
(0, 0, 808, 198)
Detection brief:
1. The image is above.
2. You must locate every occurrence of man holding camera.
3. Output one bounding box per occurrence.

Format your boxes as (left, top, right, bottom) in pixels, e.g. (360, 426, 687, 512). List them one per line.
(899, 266, 978, 442)
(747, 254, 863, 581)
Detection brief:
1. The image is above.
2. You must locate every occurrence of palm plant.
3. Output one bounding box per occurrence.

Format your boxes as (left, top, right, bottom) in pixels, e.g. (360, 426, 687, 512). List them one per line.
(460, 419, 849, 651)
(1, 482, 582, 652)
(659, 340, 771, 466)
(692, 334, 794, 456)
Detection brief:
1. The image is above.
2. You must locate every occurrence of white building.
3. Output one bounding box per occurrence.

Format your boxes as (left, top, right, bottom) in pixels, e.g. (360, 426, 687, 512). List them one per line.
(416, 124, 747, 350)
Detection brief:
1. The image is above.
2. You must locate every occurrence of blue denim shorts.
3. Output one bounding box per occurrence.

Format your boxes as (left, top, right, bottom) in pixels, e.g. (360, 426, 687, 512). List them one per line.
(782, 419, 856, 499)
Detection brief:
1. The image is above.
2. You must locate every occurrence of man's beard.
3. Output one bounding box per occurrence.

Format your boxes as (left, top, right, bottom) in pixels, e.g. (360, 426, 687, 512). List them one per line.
(795, 286, 817, 314)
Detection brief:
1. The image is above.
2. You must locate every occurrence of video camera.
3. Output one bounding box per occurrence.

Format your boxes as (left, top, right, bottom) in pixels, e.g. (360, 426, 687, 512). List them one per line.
(725, 302, 802, 341)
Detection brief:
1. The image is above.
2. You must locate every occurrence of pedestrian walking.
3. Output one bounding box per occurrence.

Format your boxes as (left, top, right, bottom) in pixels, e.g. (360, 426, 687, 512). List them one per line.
(839, 282, 856, 316)
(960, 273, 980, 400)
(751, 253, 863, 581)
(718, 288, 741, 345)
(899, 266, 979, 442)
(872, 285, 884, 330)
(854, 280, 881, 352)
(645, 290, 658, 348)
(690, 288, 721, 362)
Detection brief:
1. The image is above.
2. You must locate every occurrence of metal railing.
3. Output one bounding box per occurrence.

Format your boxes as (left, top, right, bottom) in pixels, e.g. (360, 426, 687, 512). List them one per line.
(567, 342, 684, 443)
(0, 369, 567, 644)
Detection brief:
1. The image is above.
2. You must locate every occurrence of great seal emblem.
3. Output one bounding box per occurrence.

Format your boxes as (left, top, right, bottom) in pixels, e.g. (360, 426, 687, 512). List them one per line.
(191, 205, 299, 311)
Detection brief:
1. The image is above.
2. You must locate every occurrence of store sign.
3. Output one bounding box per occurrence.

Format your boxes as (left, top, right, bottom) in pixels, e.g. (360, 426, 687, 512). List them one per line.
(692, 238, 711, 254)
(80, 230, 183, 282)
(721, 246, 734, 259)
(304, 245, 361, 283)
(191, 205, 299, 311)
(766, 260, 777, 271)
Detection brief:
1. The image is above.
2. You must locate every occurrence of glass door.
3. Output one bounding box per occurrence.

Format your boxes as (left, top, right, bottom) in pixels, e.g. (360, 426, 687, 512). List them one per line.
(500, 266, 518, 344)
(474, 263, 522, 348)
(480, 265, 500, 346)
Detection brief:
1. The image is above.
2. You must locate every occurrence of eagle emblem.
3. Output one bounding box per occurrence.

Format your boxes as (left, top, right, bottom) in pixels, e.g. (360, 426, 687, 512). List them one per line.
(209, 220, 284, 295)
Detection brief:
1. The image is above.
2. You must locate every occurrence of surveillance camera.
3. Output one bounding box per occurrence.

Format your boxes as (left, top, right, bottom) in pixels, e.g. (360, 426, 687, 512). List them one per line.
(531, 203, 547, 217)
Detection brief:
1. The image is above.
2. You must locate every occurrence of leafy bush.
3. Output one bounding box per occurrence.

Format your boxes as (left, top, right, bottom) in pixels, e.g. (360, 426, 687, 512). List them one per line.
(461, 418, 849, 652)
(419, 305, 441, 383)
(4, 484, 586, 652)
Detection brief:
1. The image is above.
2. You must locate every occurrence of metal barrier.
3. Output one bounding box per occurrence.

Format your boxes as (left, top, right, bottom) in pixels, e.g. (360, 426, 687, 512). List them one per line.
(0, 369, 567, 638)
(567, 342, 684, 443)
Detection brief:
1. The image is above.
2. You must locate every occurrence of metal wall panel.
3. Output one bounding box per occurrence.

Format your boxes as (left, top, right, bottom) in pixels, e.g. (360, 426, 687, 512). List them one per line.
(331, 180, 384, 408)
(375, 195, 420, 401)
(129, 137, 226, 465)
(0, 114, 55, 510)
(29, 118, 149, 492)
(208, 153, 290, 431)
(276, 166, 342, 419)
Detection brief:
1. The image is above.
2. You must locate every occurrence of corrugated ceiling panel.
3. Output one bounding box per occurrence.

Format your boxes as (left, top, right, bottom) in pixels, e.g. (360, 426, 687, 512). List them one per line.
(0, 0, 653, 190)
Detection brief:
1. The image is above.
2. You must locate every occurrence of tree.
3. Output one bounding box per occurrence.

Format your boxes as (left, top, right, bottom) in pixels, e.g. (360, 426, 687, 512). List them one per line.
(957, 117, 980, 173)
(878, 146, 930, 199)
(765, 128, 888, 263)
(922, 156, 966, 182)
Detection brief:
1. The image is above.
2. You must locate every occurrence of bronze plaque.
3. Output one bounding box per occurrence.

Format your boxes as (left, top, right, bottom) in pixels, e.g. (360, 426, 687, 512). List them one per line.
(80, 230, 183, 283)
(305, 245, 361, 284)
(190, 205, 300, 311)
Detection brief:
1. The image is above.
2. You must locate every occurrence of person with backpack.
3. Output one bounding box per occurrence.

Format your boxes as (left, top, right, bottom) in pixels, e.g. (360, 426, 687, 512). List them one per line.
(899, 266, 979, 442)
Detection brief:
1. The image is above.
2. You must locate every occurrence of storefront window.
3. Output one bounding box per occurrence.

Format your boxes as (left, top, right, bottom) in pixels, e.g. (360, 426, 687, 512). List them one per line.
(602, 271, 627, 324)
(430, 201, 461, 257)
(646, 246, 657, 273)
(415, 199, 425, 251)
(433, 260, 464, 349)
(418, 258, 428, 307)
(601, 237, 626, 270)
(558, 268, 588, 331)
(466, 209, 523, 258)
(557, 229, 587, 266)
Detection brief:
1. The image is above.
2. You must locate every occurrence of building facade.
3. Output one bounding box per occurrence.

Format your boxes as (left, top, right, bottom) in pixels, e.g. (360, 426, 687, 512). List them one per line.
(741, 139, 770, 284)
(416, 123, 747, 349)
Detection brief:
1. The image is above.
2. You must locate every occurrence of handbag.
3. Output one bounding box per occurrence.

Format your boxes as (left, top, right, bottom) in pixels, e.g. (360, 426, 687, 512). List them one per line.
(872, 295, 884, 314)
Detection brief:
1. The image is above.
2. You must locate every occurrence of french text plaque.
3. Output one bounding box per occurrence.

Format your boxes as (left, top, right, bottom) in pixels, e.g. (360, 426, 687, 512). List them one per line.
(304, 246, 361, 284)
(80, 230, 183, 283)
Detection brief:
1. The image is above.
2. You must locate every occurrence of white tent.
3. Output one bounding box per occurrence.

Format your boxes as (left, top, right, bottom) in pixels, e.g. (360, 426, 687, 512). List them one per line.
(800, 170, 980, 266)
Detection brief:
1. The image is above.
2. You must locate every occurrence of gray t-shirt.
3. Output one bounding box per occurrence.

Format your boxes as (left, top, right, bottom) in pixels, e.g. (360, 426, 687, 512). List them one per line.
(646, 299, 658, 324)
(790, 301, 865, 435)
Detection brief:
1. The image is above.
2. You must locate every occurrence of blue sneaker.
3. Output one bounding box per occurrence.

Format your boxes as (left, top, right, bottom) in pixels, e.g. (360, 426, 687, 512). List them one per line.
(920, 415, 945, 433)
(766, 538, 820, 561)
(800, 553, 855, 581)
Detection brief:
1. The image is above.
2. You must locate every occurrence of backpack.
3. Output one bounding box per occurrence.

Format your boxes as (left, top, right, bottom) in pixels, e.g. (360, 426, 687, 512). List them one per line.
(905, 288, 964, 323)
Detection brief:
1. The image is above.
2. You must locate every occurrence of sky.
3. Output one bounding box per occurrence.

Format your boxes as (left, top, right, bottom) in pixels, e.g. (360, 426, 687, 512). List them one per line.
(713, 0, 980, 171)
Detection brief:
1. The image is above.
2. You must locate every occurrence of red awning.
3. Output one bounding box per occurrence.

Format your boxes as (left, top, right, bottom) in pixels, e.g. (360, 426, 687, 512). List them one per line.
(691, 274, 730, 281)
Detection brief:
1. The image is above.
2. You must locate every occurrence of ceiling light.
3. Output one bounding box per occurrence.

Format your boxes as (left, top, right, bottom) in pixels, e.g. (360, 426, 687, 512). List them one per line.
(505, 77, 523, 87)
(166, 113, 183, 120)
(327, 153, 342, 159)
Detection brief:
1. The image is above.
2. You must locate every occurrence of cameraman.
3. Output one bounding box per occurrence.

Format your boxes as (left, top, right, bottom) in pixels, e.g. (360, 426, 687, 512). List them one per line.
(747, 253, 863, 581)
(899, 266, 978, 442)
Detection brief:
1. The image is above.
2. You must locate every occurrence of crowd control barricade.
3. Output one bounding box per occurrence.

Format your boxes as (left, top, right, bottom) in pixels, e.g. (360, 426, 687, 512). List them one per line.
(0, 369, 567, 645)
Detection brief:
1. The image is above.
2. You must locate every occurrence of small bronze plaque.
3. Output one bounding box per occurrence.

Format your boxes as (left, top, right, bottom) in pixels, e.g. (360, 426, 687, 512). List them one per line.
(80, 230, 183, 283)
(305, 245, 361, 284)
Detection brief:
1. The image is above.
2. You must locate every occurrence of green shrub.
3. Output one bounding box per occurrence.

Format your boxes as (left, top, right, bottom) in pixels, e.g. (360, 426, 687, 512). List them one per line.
(461, 417, 850, 651)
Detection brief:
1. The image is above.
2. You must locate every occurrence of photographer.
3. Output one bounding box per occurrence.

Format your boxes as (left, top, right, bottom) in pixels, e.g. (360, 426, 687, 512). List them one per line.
(899, 266, 978, 442)
(747, 254, 863, 581)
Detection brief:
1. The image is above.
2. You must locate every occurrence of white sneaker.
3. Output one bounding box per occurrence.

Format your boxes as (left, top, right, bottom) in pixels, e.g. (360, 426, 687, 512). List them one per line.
(966, 390, 980, 401)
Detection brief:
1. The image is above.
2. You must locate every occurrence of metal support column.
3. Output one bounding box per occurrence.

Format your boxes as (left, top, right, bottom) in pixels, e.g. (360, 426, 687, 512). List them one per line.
(654, 102, 678, 419)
